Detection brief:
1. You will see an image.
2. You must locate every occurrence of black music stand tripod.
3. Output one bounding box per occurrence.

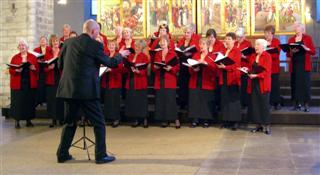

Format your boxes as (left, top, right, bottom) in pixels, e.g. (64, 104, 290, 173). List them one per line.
(71, 118, 95, 160)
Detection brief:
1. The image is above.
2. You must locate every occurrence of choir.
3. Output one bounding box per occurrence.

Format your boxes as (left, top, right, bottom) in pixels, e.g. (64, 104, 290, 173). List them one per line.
(8, 21, 316, 135)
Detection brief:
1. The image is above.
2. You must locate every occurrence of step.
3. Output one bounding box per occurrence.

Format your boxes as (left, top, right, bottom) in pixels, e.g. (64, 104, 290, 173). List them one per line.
(282, 95, 320, 106)
(279, 80, 320, 87)
(2, 105, 320, 125)
(280, 87, 320, 96)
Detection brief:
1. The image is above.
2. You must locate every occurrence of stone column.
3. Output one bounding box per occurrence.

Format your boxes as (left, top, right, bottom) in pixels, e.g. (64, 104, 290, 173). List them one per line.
(0, 0, 54, 107)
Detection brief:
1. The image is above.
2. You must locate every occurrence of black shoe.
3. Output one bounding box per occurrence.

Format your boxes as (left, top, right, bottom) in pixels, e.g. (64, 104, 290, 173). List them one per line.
(231, 123, 238, 131)
(111, 120, 120, 128)
(304, 106, 310, 112)
(293, 104, 302, 111)
(264, 125, 271, 135)
(175, 120, 181, 129)
(161, 122, 169, 128)
(95, 155, 116, 164)
(190, 122, 198, 128)
(274, 104, 281, 110)
(203, 122, 209, 128)
(131, 120, 140, 128)
(57, 154, 73, 163)
(49, 120, 57, 128)
(143, 119, 148, 128)
(15, 121, 21, 129)
(26, 120, 34, 127)
(251, 126, 263, 133)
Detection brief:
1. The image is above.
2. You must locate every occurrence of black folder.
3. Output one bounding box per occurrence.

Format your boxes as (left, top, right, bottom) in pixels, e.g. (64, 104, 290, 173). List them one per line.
(38, 57, 58, 65)
(6, 62, 31, 69)
(266, 46, 279, 54)
(214, 53, 235, 65)
(241, 47, 255, 56)
(175, 45, 197, 58)
(126, 48, 135, 54)
(279, 43, 305, 53)
(182, 58, 208, 68)
(149, 48, 162, 58)
(154, 57, 179, 68)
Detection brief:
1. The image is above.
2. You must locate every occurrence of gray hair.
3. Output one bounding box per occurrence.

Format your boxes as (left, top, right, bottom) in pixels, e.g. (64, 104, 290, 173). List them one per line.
(63, 24, 71, 30)
(134, 39, 146, 50)
(294, 23, 305, 33)
(17, 39, 29, 49)
(255, 39, 268, 50)
(184, 23, 196, 33)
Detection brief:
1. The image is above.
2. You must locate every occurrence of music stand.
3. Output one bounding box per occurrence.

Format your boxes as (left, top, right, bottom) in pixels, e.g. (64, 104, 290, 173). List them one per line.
(71, 117, 95, 160)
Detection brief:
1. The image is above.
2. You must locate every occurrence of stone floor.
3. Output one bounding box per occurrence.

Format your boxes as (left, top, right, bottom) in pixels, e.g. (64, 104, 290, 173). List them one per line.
(0, 117, 319, 175)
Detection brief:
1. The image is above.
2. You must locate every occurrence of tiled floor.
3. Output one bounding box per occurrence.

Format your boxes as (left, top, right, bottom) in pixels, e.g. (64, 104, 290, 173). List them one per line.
(0, 117, 319, 175)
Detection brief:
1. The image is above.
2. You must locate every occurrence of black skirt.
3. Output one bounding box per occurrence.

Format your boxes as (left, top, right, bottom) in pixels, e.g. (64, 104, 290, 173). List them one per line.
(240, 74, 249, 107)
(36, 65, 46, 104)
(46, 85, 64, 121)
(291, 52, 311, 102)
(220, 71, 241, 122)
(188, 89, 215, 120)
(154, 89, 178, 121)
(10, 68, 36, 120)
(248, 79, 271, 124)
(104, 88, 121, 120)
(125, 89, 148, 119)
(270, 73, 281, 105)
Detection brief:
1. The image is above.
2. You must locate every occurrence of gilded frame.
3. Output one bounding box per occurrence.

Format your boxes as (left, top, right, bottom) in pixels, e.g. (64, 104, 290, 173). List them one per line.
(97, 0, 147, 38)
(198, 0, 250, 37)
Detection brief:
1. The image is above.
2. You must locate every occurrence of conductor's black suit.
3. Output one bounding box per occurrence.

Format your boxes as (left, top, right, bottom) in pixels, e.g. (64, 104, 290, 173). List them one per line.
(56, 33, 122, 161)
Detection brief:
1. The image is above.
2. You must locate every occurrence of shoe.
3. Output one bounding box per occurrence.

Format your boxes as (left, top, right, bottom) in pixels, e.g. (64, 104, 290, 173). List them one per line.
(26, 120, 34, 127)
(131, 120, 140, 128)
(95, 155, 116, 164)
(57, 154, 73, 163)
(49, 119, 57, 128)
(304, 107, 310, 112)
(264, 126, 271, 135)
(143, 119, 148, 128)
(161, 122, 169, 128)
(111, 120, 120, 128)
(203, 122, 209, 128)
(231, 123, 238, 131)
(251, 126, 263, 133)
(15, 121, 21, 129)
(293, 104, 302, 111)
(175, 120, 181, 129)
(274, 104, 281, 110)
(190, 122, 198, 128)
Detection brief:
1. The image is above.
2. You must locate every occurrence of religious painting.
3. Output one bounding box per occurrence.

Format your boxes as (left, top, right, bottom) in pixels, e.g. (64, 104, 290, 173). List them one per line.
(222, 0, 250, 34)
(251, 0, 277, 35)
(170, 0, 196, 36)
(197, 0, 223, 36)
(97, 0, 121, 37)
(276, 0, 305, 34)
(97, 0, 147, 38)
(147, 0, 170, 36)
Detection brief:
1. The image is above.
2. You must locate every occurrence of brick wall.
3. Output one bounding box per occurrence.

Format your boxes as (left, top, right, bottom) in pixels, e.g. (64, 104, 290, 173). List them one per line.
(0, 0, 53, 107)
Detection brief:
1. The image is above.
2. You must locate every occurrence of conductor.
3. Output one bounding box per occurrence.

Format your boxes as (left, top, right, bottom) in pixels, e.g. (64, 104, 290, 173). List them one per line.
(56, 19, 130, 164)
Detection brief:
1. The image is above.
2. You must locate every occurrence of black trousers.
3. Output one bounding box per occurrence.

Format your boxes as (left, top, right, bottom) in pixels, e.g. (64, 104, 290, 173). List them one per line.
(56, 99, 107, 160)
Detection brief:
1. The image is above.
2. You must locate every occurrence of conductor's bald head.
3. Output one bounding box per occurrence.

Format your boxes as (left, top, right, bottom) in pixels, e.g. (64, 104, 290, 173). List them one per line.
(83, 19, 100, 39)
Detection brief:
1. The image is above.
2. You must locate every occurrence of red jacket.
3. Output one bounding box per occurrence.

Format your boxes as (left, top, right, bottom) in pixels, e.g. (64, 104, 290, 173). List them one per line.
(100, 52, 123, 89)
(218, 46, 241, 86)
(9, 52, 39, 90)
(176, 33, 200, 55)
(124, 52, 149, 90)
(247, 51, 272, 94)
(43, 49, 61, 85)
(208, 39, 226, 56)
(235, 39, 252, 69)
(153, 50, 180, 89)
(267, 38, 281, 74)
(189, 53, 217, 90)
(287, 34, 316, 72)
(150, 37, 175, 51)
(100, 32, 109, 55)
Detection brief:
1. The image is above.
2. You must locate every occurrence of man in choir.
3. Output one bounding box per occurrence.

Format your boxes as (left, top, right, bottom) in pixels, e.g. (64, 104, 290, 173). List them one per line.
(45, 34, 64, 127)
(9, 40, 39, 128)
(59, 24, 71, 43)
(246, 39, 272, 135)
(217, 32, 241, 131)
(188, 38, 217, 128)
(176, 24, 200, 110)
(206, 29, 226, 112)
(287, 23, 316, 112)
(56, 19, 130, 164)
(235, 27, 252, 110)
(100, 39, 123, 128)
(153, 36, 180, 128)
(33, 36, 50, 106)
(264, 25, 281, 110)
(124, 40, 150, 128)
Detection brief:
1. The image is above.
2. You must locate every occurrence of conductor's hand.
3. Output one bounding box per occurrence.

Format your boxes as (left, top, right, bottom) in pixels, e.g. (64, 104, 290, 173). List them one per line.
(119, 49, 130, 58)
